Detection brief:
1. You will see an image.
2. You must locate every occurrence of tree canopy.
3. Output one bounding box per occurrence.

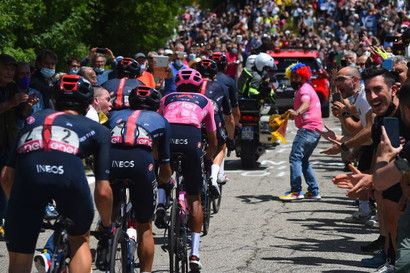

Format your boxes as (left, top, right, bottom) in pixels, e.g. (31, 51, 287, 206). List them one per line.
(0, 0, 189, 68)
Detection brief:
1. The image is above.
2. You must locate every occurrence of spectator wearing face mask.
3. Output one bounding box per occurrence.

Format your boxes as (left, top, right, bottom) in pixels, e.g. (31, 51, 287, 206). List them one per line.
(67, 57, 81, 75)
(135, 52, 156, 88)
(30, 49, 58, 109)
(80, 47, 115, 86)
(15, 62, 43, 116)
(163, 51, 187, 95)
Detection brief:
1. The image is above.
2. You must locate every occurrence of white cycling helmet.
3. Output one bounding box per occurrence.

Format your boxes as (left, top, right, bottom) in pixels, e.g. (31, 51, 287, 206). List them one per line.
(254, 52, 277, 73)
(245, 54, 257, 71)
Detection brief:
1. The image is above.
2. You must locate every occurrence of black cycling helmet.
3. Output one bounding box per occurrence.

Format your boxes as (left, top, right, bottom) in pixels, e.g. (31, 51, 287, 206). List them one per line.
(129, 85, 162, 111)
(196, 59, 218, 78)
(116, 57, 141, 78)
(211, 52, 227, 70)
(54, 74, 94, 115)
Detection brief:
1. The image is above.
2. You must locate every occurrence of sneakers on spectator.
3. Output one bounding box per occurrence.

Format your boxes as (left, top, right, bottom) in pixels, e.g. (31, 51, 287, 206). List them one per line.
(374, 261, 395, 273)
(361, 250, 387, 268)
(304, 192, 321, 200)
(34, 251, 51, 273)
(154, 205, 167, 229)
(44, 203, 59, 220)
(361, 235, 385, 254)
(279, 191, 304, 201)
(344, 210, 370, 223)
(365, 215, 379, 227)
(217, 174, 229, 185)
(189, 255, 202, 271)
(210, 184, 221, 199)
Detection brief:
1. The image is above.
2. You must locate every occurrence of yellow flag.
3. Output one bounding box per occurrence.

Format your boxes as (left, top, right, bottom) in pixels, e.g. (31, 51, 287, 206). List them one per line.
(269, 112, 290, 144)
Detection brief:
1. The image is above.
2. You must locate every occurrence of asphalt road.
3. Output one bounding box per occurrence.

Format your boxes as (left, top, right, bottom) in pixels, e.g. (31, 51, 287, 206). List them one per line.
(0, 115, 377, 272)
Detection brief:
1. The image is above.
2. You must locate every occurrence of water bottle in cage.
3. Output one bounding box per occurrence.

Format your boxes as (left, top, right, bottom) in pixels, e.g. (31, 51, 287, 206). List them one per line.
(126, 219, 137, 266)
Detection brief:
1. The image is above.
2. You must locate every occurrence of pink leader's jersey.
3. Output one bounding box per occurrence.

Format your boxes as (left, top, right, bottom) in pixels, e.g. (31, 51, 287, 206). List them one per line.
(158, 92, 217, 133)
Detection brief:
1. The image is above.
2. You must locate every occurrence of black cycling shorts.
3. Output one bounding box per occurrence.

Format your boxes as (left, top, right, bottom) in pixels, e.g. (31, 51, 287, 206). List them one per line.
(215, 116, 228, 148)
(6, 151, 94, 254)
(170, 124, 204, 195)
(382, 182, 403, 203)
(110, 147, 157, 223)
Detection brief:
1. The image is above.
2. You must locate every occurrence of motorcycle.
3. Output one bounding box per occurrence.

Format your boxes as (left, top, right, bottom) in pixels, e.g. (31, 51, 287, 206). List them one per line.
(235, 97, 274, 169)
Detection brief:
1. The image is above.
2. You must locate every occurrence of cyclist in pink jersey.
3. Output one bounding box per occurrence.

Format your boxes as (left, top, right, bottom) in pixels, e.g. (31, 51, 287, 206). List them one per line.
(158, 68, 217, 271)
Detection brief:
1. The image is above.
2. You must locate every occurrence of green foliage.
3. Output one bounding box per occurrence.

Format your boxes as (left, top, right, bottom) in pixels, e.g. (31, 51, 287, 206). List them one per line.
(0, 0, 189, 69)
(86, 0, 190, 56)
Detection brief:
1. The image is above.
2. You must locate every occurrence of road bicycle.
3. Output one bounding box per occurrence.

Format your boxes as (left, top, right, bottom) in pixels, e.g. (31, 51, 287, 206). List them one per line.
(38, 217, 73, 273)
(95, 179, 137, 273)
(167, 152, 190, 273)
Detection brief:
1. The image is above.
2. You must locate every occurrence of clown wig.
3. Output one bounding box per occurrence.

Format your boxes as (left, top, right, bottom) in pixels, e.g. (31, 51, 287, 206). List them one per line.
(285, 63, 312, 81)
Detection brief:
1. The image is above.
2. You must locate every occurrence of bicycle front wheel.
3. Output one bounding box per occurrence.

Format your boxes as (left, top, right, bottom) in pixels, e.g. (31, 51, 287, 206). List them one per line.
(110, 228, 128, 273)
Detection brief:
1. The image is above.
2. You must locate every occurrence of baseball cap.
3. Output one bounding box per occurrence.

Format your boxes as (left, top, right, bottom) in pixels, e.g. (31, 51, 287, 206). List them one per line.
(134, 52, 146, 59)
(0, 54, 16, 66)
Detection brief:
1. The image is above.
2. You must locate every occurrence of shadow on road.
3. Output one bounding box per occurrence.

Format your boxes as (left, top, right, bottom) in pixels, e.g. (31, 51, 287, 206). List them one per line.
(286, 217, 377, 235)
(261, 255, 363, 268)
(322, 270, 369, 273)
(224, 159, 268, 171)
(236, 194, 274, 204)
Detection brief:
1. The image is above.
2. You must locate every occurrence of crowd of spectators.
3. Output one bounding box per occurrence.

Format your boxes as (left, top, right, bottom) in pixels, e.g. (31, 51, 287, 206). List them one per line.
(1, 0, 410, 272)
(168, 0, 409, 70)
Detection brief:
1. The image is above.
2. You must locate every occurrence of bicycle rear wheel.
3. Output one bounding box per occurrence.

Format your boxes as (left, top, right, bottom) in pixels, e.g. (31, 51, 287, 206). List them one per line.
(110, 228, 128, 273)
(202, 179, 211, 236)
(168, 199, 177, 273)
(168, 196, 189, 273)
(212, 183, 223, 214)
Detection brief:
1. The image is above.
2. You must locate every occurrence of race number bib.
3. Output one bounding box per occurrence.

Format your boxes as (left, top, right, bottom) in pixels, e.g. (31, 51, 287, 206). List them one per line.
(17, 126, 80, 154)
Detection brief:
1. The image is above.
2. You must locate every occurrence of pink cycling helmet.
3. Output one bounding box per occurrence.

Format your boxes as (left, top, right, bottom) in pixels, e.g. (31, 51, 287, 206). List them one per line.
(175, 68, 203, 89)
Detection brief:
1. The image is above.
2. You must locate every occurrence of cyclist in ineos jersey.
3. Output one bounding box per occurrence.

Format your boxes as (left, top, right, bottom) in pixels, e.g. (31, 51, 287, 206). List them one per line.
(211, 52, 240, 124)
(102, 85, 172, 273)
(212, 52, 241, 183)
(2, 75, 113, 273)
(158, 68, 217, 271)
(196, 59, 235, 196)
(102, 57, 143, 110)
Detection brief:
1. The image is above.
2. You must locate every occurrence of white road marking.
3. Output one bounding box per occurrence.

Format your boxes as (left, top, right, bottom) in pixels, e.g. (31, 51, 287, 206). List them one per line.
(275, 171, 287, 177)
(260, 160, 286, 166)
(311, 161, 344, 166)
(241, 171, 270, 177)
